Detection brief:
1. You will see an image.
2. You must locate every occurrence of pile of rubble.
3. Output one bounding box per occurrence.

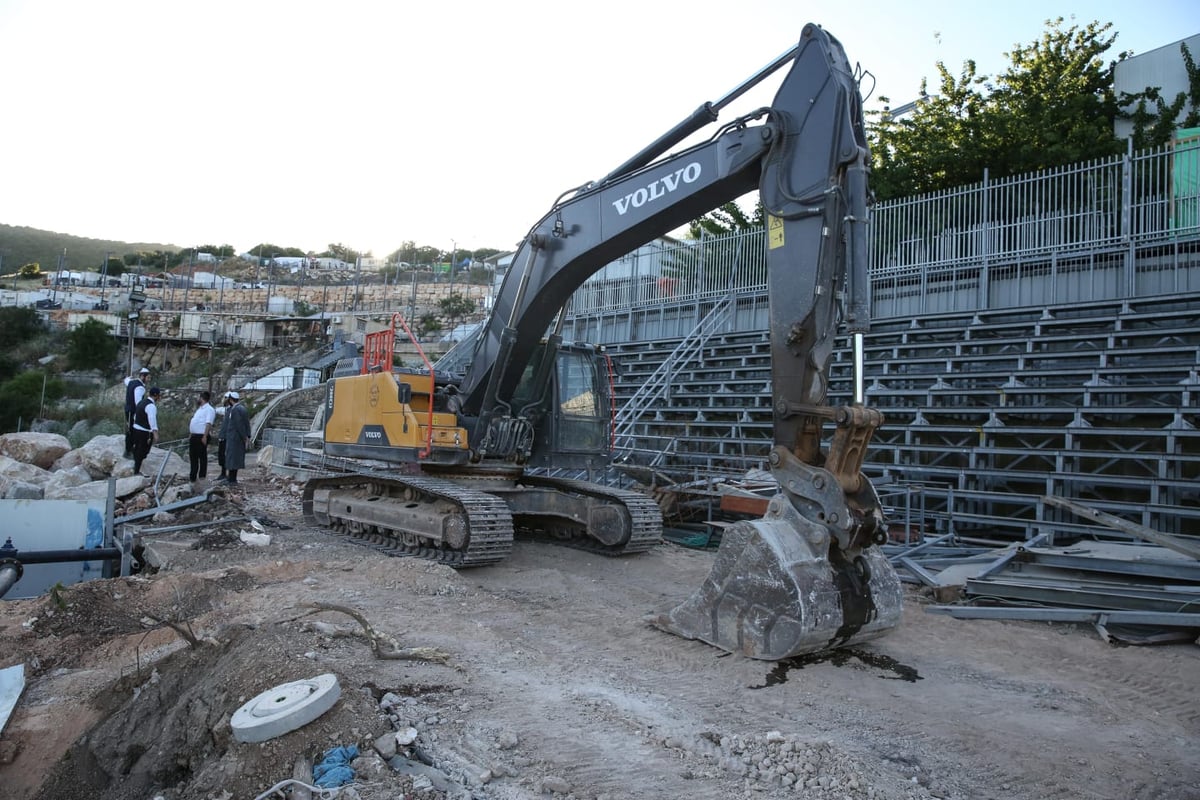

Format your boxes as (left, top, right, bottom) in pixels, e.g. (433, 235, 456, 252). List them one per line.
(0, 431, 195, 515)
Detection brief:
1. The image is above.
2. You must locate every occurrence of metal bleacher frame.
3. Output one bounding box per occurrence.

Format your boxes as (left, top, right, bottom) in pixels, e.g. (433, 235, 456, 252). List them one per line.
(563, 138, 1200, 539)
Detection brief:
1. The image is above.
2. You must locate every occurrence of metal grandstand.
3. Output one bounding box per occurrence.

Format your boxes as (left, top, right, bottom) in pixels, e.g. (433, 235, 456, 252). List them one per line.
(562, 136, 1200, 540)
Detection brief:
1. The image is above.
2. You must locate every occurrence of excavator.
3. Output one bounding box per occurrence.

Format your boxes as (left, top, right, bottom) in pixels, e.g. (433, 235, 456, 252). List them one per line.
(304, 22, 902, 660)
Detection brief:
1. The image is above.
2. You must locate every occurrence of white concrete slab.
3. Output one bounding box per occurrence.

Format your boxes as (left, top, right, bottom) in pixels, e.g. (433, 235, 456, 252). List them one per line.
(0, 663, 25, 736)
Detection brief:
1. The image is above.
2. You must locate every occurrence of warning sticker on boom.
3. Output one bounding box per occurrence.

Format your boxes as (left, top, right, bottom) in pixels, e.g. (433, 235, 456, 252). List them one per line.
(767, 214, 785, 249)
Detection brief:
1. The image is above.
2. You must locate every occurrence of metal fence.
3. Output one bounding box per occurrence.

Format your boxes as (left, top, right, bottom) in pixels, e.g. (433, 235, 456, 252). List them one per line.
(565, 137, 1200, 321)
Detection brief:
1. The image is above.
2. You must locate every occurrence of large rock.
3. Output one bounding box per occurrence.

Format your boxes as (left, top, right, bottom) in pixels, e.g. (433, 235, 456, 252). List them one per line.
(0, 432, 71, 469)
(78, 435, 130, 479)
(0, 477, 44, 500)
(46, 474, 149, 502)
(51, 448, 84, 472)
(0, 455, 50, 487)
(43, 465, 94, 496)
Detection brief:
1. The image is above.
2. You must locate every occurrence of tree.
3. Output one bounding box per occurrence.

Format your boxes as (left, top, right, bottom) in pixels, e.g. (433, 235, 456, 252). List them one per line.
(0, 370, 64, 433)
(0, 307, 44, 349)
(869, 58, 994, 199)
(322, 243, 367, 263)
(867, 18, 1145, 200)
(18, 262, 41, 278)
(416, 313, 442, 340)
(988, 19, 1127, 174)
(66, 318, 120, 371)
(438, 292, 477, 333)
(687, 200, 763, 239)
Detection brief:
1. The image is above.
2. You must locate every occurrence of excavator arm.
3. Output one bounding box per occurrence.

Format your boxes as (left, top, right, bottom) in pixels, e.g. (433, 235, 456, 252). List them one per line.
(471, 22, 899, 660)
(456, 25, 875, 470)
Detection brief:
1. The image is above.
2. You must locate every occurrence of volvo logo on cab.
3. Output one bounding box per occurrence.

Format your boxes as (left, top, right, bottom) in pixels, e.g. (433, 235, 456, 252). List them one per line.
(611, 162, 702, 216)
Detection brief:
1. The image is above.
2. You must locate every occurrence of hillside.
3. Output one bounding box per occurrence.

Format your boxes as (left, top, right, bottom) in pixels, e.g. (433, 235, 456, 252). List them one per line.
(0, 223, 179, 274)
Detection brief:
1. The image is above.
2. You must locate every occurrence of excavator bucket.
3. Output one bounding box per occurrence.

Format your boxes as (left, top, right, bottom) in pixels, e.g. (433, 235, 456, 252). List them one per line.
(651, 495, 903, 661)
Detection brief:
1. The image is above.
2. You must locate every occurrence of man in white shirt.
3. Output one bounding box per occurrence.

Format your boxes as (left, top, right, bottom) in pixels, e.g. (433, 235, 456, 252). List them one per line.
(131, 386, 161, 475)
(188, 390, 217, 482)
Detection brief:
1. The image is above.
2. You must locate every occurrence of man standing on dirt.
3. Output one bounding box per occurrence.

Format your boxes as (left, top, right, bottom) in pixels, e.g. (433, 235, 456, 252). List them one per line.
(124, 366, 150, 457)
(216, 392, 232, 481)
(131, 386, 161, 476)
(221, 391, 251, 485)
(188, 390, 216, 483)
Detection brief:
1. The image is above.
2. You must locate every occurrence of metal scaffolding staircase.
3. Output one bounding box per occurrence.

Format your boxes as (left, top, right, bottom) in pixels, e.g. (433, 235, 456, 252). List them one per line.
(612, 296, 733, 455)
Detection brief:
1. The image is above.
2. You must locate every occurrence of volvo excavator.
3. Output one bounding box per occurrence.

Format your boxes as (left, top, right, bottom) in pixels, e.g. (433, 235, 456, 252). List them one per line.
(304, 22, 902, 660)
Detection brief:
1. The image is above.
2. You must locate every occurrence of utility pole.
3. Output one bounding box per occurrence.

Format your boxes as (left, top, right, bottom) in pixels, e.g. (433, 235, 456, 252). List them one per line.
(99, 251, 110, 305)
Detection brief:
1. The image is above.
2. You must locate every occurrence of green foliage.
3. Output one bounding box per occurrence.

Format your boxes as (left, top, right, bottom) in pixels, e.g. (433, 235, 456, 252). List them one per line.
(0, 307, 44, 349)
(66, 318, 120, 371)
(866, 18, 1168, 200)
(294, 299, 316, 316)
(18, 262, 41, 278)
(321, 243, 366, 263)
(1121, 42, 1200, 150)
(687, 201, 763, 239)
(437, 292, 477, 331)
(49, 582, 67, 610)
(0, 354, 17, 384)
(988, 19, 1126, 173)
(123, 250, 173, 270)
(0, 370, 65, 432)
(0, 223, 176, 276)
(416, 313, 442, 338)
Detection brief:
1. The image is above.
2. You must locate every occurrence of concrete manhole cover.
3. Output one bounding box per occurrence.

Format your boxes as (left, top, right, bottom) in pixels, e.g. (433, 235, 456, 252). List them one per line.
(230, 673, 341, 743)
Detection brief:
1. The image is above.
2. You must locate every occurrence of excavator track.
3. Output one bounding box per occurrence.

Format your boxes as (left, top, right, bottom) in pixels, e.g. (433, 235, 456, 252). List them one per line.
(515, 475, 663, 555)
(303, 474, 513, 567)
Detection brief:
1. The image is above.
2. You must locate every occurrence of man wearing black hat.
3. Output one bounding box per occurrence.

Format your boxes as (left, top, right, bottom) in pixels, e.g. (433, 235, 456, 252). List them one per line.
(221, 391, 251, 485)
(124, 366, 150, 457)
(131, 386, 161, 475)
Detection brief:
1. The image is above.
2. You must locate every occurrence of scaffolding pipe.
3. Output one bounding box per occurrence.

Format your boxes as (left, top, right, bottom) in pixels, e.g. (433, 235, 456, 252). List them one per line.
(0, 560, 22, 599)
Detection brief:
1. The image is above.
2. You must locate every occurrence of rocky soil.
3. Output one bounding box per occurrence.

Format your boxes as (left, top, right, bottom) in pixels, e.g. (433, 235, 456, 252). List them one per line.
(0, 457, 1198, 800)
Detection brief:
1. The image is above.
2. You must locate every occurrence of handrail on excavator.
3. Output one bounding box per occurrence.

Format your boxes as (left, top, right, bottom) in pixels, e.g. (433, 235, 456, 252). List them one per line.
(359, 313, 437, 459)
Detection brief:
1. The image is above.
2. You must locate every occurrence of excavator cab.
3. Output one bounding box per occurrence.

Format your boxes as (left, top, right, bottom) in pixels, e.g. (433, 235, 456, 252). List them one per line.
(518, 343, 614, 472)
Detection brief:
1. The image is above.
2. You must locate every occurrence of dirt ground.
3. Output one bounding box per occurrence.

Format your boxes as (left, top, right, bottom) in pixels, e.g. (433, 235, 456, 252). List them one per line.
(1, 468, 1197, 800)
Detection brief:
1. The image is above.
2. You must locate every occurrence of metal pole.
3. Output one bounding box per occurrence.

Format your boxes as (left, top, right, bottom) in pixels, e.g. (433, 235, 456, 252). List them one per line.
(100, 250, 110, 304)
(127, 312, 137, 375)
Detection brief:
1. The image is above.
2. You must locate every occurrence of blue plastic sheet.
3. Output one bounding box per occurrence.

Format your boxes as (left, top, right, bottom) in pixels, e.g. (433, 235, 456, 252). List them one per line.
(313, 745, 359, 788)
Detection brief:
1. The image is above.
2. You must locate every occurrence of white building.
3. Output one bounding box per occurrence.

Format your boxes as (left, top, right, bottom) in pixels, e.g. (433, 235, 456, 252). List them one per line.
(1115, 34, 1200, 140)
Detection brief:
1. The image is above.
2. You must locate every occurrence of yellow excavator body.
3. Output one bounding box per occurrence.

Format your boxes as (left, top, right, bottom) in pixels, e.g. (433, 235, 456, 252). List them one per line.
(322, 370, 470, 458)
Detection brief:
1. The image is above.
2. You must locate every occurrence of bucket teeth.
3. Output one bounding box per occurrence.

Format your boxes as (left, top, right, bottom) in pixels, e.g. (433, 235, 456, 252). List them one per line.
(650, 516, 902, 661)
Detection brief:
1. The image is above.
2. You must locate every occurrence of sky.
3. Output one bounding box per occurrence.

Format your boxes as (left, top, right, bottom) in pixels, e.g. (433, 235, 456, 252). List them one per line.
(1, 0, 1196, 262)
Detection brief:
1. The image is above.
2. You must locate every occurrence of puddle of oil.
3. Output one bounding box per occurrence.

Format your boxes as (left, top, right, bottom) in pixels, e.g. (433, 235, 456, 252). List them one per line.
(750, 648, 922, 689)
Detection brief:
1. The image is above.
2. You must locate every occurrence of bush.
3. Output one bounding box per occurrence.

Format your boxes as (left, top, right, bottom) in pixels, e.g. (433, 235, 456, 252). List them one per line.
(0, 370, 65, 433)
(66, 318, 121, 371)
(0, 307, 44, 349)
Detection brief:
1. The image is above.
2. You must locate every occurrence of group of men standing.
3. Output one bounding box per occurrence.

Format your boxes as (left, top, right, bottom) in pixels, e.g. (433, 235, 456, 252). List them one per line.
(124, 366, 252, 484)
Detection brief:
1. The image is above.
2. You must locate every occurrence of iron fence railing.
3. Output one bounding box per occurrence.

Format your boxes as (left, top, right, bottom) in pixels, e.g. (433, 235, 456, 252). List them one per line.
(566, 138, 1200, 321)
